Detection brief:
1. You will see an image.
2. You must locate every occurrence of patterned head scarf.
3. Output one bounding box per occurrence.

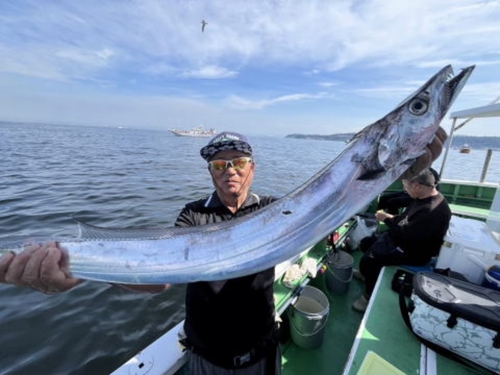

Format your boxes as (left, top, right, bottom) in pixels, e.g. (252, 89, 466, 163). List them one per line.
(200, 131, 253, 161)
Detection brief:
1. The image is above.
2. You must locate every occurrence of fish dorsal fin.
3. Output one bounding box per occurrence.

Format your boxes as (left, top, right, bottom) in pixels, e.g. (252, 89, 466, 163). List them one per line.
(74, 218, 174, 240)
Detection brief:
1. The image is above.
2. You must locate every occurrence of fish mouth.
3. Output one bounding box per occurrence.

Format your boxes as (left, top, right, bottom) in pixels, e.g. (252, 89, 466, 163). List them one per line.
(445, 65, 475, 108)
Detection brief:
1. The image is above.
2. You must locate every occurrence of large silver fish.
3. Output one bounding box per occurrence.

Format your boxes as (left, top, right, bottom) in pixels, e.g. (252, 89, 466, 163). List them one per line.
(1, 65, 474, 284)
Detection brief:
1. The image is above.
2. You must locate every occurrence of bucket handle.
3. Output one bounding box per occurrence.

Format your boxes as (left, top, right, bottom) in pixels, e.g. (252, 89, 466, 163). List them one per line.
(289, 308, 325, 321)
(304, 313, 325, 321)
(330, 267, 353, 283)
(288, 311, 329, 336)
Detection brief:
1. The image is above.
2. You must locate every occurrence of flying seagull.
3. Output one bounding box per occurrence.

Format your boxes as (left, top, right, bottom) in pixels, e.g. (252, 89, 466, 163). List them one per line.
(201, 19, 207, 32)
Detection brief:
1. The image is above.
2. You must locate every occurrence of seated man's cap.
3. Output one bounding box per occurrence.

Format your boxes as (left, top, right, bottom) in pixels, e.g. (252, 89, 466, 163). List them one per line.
(408, 168, 437, 187)
(200, 131, 253, 161)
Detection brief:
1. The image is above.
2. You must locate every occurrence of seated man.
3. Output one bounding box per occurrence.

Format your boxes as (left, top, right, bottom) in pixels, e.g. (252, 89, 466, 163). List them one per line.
(352, 168, 451, 312)
(377, 167, 441, 215)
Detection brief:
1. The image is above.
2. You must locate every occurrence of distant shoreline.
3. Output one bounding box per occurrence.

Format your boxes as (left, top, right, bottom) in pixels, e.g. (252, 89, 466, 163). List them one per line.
(285, 133, 500, 150)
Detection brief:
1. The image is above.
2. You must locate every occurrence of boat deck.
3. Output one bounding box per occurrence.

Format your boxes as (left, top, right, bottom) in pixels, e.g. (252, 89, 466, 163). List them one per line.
(281, 264, 493, 375)
(124, 246, 494, 375)
(112, 185, 498, 375)
(280, 254, 365, 375)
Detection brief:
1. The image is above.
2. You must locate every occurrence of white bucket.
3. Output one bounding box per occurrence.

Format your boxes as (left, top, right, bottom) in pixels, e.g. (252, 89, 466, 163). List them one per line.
(326, 250, 353, 295)
(288, 286, 329, 349)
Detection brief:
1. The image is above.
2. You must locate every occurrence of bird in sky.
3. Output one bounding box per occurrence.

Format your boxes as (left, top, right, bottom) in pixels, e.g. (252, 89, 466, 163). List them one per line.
(201, 19, 207, 32)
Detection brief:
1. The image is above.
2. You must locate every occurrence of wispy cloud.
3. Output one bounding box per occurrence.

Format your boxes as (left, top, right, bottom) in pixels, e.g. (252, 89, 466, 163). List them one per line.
(228, 92, 333, 109)
(56, 48, 114, 67)
(0, 0, 499, 135)
(318, 82, 338, 88)
(182, 65, 238, 79)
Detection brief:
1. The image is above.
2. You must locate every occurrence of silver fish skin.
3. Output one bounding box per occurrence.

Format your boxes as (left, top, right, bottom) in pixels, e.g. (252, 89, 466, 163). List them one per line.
(0, 65, 474, 284)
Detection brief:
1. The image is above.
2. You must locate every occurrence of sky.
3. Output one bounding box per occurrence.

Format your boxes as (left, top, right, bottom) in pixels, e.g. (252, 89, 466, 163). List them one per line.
(1, 0, 500, 137)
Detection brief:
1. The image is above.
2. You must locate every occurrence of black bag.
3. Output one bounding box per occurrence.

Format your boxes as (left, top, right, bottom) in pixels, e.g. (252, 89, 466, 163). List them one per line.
(391, 268, 414, 297)
(399, 271, 500, 374)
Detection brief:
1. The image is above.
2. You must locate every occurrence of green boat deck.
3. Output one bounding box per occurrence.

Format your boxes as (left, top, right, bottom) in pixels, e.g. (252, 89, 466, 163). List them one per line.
(117, 180, 498, 375)
(274, 181, 499, 374)
(280, 252, 365, 375)
(280, 262, 493, 375)
(277, 182, 499, 375)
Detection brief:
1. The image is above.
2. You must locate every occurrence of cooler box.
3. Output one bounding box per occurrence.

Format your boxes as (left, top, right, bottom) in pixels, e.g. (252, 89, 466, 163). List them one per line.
(435, 215, 500, 284)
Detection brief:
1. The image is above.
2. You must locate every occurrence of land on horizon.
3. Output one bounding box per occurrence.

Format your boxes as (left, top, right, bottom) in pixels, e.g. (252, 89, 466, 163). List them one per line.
(286, 133, 500, 150)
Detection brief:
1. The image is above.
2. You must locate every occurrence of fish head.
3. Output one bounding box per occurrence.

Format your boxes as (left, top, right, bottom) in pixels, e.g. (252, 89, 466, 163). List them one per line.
(374, 65, 475, 173)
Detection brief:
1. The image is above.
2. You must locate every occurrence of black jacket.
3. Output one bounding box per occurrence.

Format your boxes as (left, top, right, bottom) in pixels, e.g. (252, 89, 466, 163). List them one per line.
(384, 192, 451, 263)
(175, 192, 278, 354)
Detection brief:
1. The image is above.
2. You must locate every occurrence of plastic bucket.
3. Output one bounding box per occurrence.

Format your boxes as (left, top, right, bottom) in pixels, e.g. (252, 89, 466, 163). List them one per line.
(325, 250, 353, 295)
(482, 265, 500, 291)
(349, 215, 378, 249)
(288, 286, 329, 349)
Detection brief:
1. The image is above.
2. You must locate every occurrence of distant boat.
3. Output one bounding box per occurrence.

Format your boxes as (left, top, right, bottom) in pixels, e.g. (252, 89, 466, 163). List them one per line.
(459, 144, 471, 153)
(168, 127, 216, 138)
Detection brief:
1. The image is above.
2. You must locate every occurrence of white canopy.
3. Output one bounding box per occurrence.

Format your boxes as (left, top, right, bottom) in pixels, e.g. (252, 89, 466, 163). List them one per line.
(450, 103, 500, 119)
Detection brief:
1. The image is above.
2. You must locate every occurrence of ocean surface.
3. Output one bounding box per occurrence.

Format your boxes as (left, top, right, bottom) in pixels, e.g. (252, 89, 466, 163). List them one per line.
(0, 122, 499, 375)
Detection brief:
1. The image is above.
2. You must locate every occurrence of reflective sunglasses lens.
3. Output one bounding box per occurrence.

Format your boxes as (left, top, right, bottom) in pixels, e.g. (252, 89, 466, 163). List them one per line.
(232, 157, 250, 170)
(210, 160, 228, 171)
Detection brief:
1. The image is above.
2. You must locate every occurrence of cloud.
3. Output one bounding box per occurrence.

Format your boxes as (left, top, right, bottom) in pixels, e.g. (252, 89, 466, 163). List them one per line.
(182, 65, 238, 79)
(1, 1, 500, 136)
(228, 92, 333, 109)
(56, 48, 114, 67)
(2, 1, 500, 81)
(318, 82, 338, 88)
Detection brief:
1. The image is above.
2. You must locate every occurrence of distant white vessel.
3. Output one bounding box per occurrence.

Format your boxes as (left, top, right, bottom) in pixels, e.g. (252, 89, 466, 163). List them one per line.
(168, 127, 216, 138)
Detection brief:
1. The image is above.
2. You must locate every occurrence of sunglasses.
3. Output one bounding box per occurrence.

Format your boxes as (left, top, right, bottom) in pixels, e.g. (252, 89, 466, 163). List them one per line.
(208, 157, 253, 171)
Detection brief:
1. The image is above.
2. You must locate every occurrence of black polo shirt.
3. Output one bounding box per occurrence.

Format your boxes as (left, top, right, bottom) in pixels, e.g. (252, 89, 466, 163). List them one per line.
(175, 191, 278, 354)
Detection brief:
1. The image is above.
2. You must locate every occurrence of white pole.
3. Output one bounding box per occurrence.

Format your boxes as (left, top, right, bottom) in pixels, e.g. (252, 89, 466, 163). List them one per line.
(439, 118, 458, 178)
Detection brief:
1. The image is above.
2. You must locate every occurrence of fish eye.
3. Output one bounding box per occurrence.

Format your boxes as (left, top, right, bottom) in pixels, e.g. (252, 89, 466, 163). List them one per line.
(408, 98, 429, 115)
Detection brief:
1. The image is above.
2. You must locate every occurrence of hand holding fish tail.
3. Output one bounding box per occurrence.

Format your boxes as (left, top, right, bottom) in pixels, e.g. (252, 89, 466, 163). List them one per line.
(0, 242, 170, 293)
(0, 242, 82, 294)
(401, 126, 447, 179)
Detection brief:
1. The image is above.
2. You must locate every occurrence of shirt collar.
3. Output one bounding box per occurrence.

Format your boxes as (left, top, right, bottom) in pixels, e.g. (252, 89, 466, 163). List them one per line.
(204, 191, 260, 209)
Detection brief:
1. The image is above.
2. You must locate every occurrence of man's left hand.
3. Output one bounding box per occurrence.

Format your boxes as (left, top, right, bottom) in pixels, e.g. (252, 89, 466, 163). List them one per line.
(402, 126, 447, 179)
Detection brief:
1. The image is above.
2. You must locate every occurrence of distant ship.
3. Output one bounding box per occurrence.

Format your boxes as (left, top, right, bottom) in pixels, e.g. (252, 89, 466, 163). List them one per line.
(459, 143, 471, 154)
(168, 127, 217, 138)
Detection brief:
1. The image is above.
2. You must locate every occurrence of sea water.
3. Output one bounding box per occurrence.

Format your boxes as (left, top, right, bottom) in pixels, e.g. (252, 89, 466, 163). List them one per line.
(0, 122, 499, 375)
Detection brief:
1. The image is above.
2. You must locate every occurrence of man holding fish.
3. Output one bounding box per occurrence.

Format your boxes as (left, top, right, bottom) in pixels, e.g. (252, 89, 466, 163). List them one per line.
(0, 128, 445, 374)
(1, 64, 476, 374)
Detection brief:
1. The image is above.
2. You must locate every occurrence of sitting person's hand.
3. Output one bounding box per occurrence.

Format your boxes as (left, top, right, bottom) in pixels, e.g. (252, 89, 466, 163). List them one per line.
(0, 242, 82, 294)
(402, 126, 447, 179)
(375, 210, 394, 222)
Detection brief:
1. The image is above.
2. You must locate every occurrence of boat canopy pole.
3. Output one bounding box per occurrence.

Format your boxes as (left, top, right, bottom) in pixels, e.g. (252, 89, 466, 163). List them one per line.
(439, 117, 458, 178)
(440, 96, 500, 179)
(480, 149, 493, 183)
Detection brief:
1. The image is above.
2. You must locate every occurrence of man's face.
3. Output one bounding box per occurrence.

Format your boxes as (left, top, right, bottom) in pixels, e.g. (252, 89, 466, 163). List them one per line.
(208, 150, 254, 198)
(402, 179, 421, 198)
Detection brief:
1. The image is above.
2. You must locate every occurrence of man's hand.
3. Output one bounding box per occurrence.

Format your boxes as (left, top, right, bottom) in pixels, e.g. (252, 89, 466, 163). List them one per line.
(0, 242, 82, 294)
(1, 242, 170, 294)
(402, 126, 447, 179)
(375, 210, 394, 222)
